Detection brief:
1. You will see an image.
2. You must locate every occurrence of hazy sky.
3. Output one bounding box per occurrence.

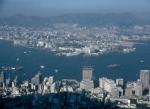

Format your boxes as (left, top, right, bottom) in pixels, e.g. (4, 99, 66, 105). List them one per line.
(0, 0, 150, 17)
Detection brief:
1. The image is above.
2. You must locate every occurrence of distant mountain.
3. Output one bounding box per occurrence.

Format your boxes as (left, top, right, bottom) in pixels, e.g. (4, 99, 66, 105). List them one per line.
(0, 13, 150, 27)
(53, 13, 150, 27)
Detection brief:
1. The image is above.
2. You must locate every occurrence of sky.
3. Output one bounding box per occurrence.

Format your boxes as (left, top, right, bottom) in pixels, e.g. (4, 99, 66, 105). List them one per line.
(0, 0, 150, 17)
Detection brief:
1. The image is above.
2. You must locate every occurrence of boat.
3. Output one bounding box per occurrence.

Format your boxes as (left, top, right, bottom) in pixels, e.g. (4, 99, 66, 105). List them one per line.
(16, 58, 20, 61)
(12, 66, 23, 71)
(140, 60, 144, 63)
(107, 64, 120, 68)
(54, 69, 58, 73)
(40, 65, 45, 69)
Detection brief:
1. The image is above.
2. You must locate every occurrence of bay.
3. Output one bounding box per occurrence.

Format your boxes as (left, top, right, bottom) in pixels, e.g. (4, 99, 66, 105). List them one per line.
(0, 40, 150, 82)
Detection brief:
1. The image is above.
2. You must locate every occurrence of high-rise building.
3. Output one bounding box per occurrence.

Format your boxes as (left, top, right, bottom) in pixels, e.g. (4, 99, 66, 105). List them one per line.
(99, 77, 116, 92)
(6, 78, 11, 87)
(80, 80, 94, 90)
(82, 67, 93, 80)
(0, 71, 5, 86)
(13, 76, 18, 86)
(80, 67, 94, 90)
(140, 70, 150, 90)
(31, 72, 42, 86)
(48, 76, 53, 85)
(43, 76, 53, 85)
(149, 85, 150, 100)
(116, 78, 124, 87)
(42, 76, 54, 93)
(135, 79, 143, 97)
(125, 82, 136, 97)
(99, 77, 122, 97)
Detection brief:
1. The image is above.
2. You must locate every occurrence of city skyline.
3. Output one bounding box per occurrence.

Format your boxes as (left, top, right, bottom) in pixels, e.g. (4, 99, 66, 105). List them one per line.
(0, 66, 150, 108)
(0, 0, 150, 108)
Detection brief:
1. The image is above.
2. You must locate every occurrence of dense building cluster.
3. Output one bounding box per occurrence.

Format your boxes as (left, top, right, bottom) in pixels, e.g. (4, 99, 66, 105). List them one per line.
(0, 67, 150, 108)
(0, 24, 143, 56)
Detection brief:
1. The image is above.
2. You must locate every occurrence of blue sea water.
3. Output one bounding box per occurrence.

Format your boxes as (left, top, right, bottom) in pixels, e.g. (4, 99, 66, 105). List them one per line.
(0, 40, 150, 82)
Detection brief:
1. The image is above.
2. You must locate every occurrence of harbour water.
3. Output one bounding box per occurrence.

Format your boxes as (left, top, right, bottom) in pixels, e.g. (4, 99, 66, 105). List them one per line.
(0, 40, 150, 81)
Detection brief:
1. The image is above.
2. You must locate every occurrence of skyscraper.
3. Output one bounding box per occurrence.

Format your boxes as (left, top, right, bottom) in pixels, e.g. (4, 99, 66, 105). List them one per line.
(140, 70, 150, 90)
(82, 67, 93, 80)
(80, 67, 94, 90)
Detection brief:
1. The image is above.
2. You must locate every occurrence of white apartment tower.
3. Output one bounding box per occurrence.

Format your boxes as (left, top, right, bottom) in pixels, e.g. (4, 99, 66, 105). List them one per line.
(140, 70, 150, 90)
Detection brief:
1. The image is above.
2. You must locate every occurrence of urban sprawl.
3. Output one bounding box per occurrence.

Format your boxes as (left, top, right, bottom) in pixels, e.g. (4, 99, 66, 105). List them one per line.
(1, 24, 150, 56)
